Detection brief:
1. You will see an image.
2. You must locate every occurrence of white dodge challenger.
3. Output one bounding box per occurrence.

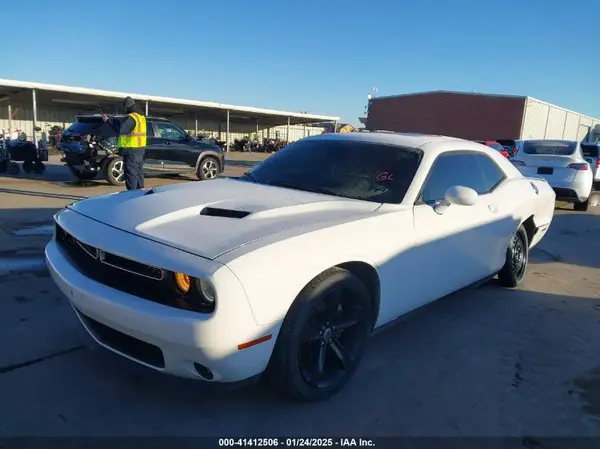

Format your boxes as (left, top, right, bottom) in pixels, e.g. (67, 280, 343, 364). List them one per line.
(45, 132, 556, 401)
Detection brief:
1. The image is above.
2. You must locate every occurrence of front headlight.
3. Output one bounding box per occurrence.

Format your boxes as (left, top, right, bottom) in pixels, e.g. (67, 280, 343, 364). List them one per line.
(173, 272, 216, 312)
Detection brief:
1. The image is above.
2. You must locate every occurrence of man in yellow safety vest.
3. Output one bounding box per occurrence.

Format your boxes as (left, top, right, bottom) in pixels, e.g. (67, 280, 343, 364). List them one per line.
(103, 96, 147, 190)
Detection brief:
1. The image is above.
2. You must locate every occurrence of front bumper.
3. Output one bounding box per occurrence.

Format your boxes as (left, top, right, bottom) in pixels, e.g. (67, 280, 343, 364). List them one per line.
(45, 210, 276, 383)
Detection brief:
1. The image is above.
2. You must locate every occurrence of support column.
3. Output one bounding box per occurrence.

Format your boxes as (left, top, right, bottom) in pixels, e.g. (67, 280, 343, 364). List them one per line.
(256, 119, 259, 139)
(32, 89, 38, 147)
(333, 121, 338, 133)
(303, 123, 307, 138)
(145, 101, 149, 116)
(8, 103, 12, 137)
(194, 114, 198, 136)
(286, 117, 291, 142)
(226, 110, 230, 152)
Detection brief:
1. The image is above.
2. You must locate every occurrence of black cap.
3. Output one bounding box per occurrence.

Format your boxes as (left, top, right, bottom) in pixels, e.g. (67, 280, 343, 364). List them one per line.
(122, 96, 135, 109)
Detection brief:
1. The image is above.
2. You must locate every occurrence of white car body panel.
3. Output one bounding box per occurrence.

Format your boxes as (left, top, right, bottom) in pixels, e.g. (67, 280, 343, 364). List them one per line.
(68, 180, 380, 260)
(46, 132, 556, 383)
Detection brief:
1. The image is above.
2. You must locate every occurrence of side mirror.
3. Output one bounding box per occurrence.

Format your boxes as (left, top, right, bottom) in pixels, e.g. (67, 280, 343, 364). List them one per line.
(433, 185, 479, 215)
(34, 126, 42, 132)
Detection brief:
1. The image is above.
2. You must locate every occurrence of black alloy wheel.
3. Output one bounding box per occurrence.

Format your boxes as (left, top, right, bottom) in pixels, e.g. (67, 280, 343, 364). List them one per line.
(298, 286, 368, 390)
(267, 267, 373, 401)
(498, 224, 529, 288)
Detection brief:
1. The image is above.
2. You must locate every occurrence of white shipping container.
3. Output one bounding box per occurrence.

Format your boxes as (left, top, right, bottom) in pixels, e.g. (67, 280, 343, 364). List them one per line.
(520, 98, 600, 141)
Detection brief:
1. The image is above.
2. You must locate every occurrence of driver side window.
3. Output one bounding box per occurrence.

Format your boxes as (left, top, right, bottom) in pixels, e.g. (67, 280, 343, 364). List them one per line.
(420, 153, 485, 204)
(155, 122, 185, 140)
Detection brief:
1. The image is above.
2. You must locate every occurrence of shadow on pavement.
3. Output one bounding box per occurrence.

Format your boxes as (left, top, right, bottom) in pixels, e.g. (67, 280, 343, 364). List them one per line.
(225, 160, 259, 168)
(530, 211, 600, 269)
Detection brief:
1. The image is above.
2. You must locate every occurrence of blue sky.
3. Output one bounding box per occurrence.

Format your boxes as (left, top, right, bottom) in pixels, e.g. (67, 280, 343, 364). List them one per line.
(2, 0, 599, 125)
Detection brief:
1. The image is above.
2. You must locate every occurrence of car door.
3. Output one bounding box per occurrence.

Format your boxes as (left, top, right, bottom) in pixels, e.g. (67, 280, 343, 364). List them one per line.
(153, 121, 195, 175)
(411, 152, 507, 306)
(472, 152, 517, 271)
(143, 120, 163, 174)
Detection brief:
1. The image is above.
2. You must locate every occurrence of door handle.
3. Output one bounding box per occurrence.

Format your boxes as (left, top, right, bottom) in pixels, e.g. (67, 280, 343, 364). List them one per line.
(165, 141, 171, 145)
(488, 204, 499, 213)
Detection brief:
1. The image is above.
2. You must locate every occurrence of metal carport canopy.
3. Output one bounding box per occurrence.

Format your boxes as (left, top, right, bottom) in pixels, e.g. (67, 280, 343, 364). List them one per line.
(0, 78, 340, 126)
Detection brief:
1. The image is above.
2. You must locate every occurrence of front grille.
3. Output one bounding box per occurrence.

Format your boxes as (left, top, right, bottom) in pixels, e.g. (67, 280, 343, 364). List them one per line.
(77, 309, 165, 368)
(55, 223, 184, 308)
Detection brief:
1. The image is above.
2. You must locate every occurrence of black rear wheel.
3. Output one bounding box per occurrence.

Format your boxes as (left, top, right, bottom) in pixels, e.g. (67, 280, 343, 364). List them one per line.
(33, 161, 46, 175)
(498, 225, 529, 288)
(22, 160, 34, 174)
(267, 267, 373, 401)
(105, 157, 125, 186)
(196, 156, 219, 180)
(574, 199, 589, 212)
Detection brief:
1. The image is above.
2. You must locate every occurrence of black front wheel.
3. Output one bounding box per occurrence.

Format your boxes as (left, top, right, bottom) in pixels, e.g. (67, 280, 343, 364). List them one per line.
(267, 267, 373, 401)
(498, 225, 529, 288)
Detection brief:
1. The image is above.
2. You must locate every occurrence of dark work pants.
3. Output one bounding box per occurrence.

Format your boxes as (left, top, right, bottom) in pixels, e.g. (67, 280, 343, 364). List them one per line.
(121, 149, 145, 190)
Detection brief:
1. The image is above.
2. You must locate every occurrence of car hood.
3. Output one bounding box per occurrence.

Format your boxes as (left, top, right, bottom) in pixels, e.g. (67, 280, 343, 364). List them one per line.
(67, 178, 380, 260)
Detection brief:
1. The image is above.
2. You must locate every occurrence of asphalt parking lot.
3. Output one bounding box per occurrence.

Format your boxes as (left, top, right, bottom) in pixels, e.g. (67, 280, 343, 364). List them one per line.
(2, 154, 600, 439)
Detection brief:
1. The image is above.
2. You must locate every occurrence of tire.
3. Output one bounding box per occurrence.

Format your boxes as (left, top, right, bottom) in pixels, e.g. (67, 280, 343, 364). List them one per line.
(497, 225, 529, 288)
(196, 156, 220, 181)
(22, 160, 34, 174)
(267, 267, 373, 402)
(67, 165, 96, 181)
(574, 199, 589, 212)
(105, 157, 125, 186)
(33, 161, 46, 175)
(7, 162, 20, 176)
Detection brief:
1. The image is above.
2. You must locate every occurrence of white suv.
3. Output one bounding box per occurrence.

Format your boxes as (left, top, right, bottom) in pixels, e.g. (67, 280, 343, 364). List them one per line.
(511, 139, 593, 211)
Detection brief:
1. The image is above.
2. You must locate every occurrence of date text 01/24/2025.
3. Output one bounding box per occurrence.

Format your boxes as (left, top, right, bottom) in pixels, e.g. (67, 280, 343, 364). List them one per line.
(218, 438, 376, 447)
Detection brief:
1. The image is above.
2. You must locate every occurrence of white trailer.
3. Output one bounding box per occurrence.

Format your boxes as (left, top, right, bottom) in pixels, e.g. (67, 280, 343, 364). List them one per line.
(520, 97, 600, 142)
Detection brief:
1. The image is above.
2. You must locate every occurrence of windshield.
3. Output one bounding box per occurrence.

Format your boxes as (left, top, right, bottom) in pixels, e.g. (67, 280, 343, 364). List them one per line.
(522, 140, 577, 156)
(241, 138, 423, 204)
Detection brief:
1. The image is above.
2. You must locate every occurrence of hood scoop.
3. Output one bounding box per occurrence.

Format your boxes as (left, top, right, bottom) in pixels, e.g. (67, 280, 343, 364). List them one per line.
(199, 207, 251, 219)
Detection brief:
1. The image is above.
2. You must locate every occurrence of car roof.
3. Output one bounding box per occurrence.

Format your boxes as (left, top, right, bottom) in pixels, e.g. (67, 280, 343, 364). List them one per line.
(76, 114, 170, 121)
(520, 139, 578, 145)
(303, 131, 483, 155)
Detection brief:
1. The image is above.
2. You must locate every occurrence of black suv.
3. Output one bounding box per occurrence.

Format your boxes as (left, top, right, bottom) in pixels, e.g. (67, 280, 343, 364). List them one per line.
(58, 115, 225, 186)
